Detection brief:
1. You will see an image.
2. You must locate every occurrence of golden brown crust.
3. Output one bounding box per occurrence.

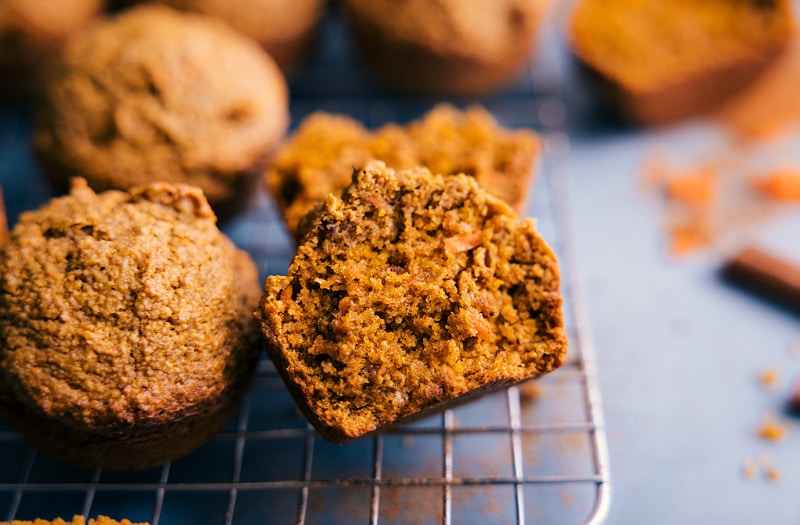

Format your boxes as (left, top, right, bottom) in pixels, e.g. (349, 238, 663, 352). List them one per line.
(568, 0, 795, 125)
(0, 180, 261, 470)
(266, 104, 540, 238)
(256, 161, 567, 443)
(343, 0, 550, 96)
(33, 4, 289, 219)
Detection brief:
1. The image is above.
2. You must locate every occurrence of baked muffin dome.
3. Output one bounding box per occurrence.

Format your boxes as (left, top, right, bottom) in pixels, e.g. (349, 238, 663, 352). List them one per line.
(137, 0, 326, 74)
(0, 0, 103, 97)
(0, 179, 261, 470)
(568, 0, 795, 125)
(343, 0, 551, 96)
(33, 4, 289, 219)
(257, 161, 567, 443)
(266, 104, 540, 238)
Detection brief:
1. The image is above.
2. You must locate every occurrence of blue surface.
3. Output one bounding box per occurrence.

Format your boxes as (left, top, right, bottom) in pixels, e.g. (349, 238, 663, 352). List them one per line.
(568, 120, 800, 524)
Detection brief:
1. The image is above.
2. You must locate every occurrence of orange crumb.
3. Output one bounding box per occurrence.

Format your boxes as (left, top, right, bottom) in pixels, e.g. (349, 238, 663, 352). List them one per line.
(751, 168, 800, 202)
(668, 223, 714, 255)
(764, 465, 782, 482)
(757, 413, 787, 441)
(759, 368, 779, 388)
(760, 454, 782, 482)
(742, 458, 757, 479)
(664, 167, 718, 206)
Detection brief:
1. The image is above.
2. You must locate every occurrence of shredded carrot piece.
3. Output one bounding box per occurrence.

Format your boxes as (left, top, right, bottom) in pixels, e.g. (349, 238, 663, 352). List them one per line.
(759, 368, 779, 387)
(664, 166, 717, 205)
(757, 413, 787, 441)
(742, 458, 757, 479)
(752, 168, 800, 201)
(669, 224, 713, 255)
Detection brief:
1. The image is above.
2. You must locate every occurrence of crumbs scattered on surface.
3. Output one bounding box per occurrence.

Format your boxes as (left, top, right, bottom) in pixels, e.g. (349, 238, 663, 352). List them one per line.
(641, 149, 799, 257)
(742, 454, 782, 482)
(751, 168, 800, 202)
(758, 368, 779, 388)
(664, 166, 718, 205)
(756, 412, 787, 441)
(742, 458, 757, 479)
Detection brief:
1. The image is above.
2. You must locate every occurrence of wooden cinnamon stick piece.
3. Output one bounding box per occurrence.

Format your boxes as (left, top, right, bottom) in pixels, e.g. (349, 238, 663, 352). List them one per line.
(720, 245, 800, 313)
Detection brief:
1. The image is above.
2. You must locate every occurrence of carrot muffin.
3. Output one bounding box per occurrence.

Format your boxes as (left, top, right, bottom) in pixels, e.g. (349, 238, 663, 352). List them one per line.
(33, 5, 289, 220)
(131, 0, 326, 74)
(266, 104, 540, 238)
(0, 179, 261, 470)
(1, 517, 147, 525)
(0, 0, 103, 98)
(343, 0, 551, 96)
(568, 0, 795, 125)
(256, 161, 567, 443)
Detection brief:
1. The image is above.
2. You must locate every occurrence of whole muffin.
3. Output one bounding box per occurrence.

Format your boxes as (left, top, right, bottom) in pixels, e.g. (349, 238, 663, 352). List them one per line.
(0, 179, 261, 470)
(568, 0, 794, 125)
(33, 5, 289, 220)
(0, 0, 103, 97)
(132, 0, 326, 74)
(343, 0, 551, 97)
(257, 161, 567, 443)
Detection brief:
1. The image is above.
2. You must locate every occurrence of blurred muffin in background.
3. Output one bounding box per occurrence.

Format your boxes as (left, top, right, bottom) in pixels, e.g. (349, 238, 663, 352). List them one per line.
(125, 0, 325, 74)
(568, 0, 795, 126)
(342, 0, 551, 97)
(0, 0, 104, 98)
(33, 5, 289, 220)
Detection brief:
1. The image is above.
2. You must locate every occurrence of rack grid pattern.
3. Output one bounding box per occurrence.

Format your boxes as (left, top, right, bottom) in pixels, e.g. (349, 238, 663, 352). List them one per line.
(0, 6, 610, 524)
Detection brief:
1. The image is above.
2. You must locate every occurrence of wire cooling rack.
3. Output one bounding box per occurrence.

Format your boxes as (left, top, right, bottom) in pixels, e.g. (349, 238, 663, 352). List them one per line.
(0, 5, 609, 524)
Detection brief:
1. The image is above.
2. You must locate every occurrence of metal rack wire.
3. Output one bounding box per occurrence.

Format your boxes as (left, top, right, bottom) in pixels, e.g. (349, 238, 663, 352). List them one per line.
(0, 5, 609, 524)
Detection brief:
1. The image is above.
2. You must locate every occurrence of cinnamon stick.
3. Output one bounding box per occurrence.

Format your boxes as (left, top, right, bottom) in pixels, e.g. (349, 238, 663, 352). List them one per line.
(720, 246, 800, 313)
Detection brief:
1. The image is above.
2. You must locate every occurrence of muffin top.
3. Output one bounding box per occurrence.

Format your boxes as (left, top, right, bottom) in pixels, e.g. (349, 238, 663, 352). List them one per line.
(344, 0, 549, 61)
(34, 4, 289, 205)
(569, 0, 794, 92)
(0, 179, 260, 428)
(267, 104, 539, 237)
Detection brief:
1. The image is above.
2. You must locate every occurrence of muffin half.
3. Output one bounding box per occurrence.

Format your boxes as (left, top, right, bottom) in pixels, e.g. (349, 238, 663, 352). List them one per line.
(256, 162, 567, 443)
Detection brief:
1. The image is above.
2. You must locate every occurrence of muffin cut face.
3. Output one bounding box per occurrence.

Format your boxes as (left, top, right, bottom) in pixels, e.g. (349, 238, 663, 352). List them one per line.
(256, 162, 567, 443)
